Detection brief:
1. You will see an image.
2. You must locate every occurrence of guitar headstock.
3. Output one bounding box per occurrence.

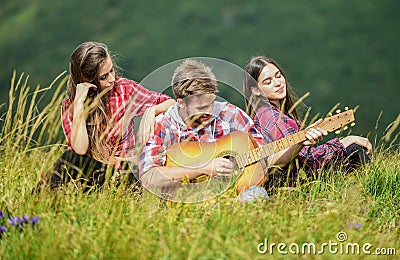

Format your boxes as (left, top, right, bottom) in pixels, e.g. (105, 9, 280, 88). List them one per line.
(320, 107, 355, 134)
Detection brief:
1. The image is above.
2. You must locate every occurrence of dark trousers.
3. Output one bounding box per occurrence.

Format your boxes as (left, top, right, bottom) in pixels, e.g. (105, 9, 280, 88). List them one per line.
(265, 144, 371, 190)
(344, 143, 371, 171)
(33, 150, 138, 193)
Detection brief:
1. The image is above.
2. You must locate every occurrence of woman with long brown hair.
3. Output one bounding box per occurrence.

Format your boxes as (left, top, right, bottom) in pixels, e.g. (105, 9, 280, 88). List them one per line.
(244, 55, 372, 188)
(39, 41, 175, 190)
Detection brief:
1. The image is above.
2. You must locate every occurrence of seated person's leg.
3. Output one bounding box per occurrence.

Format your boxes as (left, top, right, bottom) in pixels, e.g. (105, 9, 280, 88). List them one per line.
(344, 144, 371, 171)
(49, 150, 107, 189)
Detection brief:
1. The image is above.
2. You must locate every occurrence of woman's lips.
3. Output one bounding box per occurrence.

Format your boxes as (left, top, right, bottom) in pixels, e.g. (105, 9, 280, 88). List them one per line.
(276, 87, 285, 93)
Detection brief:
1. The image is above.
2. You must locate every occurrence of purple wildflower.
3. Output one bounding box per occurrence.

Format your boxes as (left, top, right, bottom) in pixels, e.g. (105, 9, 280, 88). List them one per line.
(6, 216, 24, 229)
(16, 216, 26, 229)
(0, 226, 7, 233)
(22, 215, 30, 223)
(348, 221, 354, 228)
(0, 210, 5, 219)
(7, 216, 20, 226)
(349, 221, 362, 230)
(4, 214, 40, 233)
(30, 216, 40, 226)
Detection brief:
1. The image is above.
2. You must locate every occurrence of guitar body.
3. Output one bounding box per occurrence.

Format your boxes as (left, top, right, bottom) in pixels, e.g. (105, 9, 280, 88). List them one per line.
(165, 131, 268, 193)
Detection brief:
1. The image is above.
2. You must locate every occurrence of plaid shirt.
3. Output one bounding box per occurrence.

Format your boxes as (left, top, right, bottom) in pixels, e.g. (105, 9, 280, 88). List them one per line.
(139, 102, 266, 176)
(253, 105, 346, 169)
(62, 76, 171, 159)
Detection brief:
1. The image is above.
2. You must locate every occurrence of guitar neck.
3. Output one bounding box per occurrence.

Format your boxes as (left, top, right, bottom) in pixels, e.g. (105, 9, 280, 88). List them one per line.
(237, 129, 308, 168)
(237, 109, 354, 168)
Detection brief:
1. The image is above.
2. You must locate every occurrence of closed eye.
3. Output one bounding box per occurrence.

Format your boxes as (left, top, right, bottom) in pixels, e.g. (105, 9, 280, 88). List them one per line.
(262, 78, 272, 85)
(99, 67, 114, 81)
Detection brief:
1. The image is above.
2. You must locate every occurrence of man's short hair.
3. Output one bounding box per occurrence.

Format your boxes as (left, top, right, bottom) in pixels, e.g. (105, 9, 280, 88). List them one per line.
(171, 59, 218, 99)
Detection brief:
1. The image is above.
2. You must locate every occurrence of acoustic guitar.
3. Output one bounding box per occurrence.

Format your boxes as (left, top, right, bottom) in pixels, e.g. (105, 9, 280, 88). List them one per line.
(165, 109, 355, 193)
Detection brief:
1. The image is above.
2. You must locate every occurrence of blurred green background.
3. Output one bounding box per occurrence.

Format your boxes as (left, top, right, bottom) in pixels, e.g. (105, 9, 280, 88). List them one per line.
(1, 0, 399, 138)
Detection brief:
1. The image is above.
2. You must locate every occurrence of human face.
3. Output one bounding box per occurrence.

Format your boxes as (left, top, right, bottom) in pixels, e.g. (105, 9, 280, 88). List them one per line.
(178, 93, 215, 127)
(97, 56, 115, 90)
(256, 63, 287, 106)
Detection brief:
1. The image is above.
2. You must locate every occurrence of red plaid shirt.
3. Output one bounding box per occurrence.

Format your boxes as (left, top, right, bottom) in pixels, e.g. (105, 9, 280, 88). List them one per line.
(139, 102, 266, 176)
(62, 76, 171, 158)
(253, 105, 346, 169)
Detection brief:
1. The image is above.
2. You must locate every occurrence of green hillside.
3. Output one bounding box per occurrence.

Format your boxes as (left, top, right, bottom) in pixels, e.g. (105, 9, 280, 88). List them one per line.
(1, 0, 399, 137)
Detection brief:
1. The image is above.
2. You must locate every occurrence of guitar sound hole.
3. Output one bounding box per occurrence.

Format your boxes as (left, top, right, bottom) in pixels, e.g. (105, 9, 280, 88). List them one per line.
(216, 151, 240, 172)
(224, 156, 238, 169)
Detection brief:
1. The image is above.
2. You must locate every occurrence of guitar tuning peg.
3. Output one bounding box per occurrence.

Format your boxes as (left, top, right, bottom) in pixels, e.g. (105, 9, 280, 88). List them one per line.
(344, 126, 348, 130)
(336, 109, 341, 114)
(328, 112, 333, 116)
(335, 130, 341, 134)
(345, 106, 349, 111)
(351, 122, 356, 127)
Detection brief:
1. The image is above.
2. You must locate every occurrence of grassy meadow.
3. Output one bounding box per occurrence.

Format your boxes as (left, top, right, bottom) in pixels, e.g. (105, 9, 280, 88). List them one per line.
(0, 73, 399, 259)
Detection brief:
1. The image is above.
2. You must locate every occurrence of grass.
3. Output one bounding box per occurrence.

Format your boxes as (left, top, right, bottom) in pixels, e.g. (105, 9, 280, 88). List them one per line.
(0, 74, 399, 259)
